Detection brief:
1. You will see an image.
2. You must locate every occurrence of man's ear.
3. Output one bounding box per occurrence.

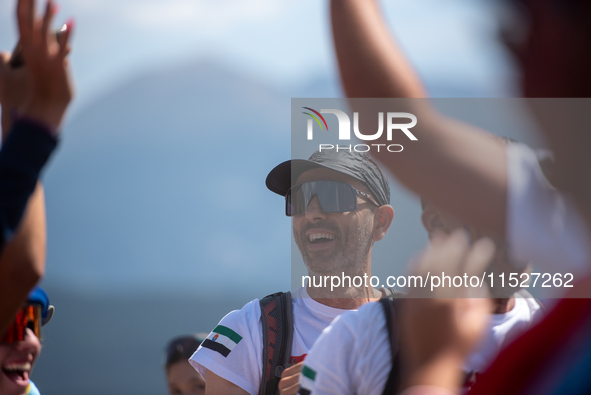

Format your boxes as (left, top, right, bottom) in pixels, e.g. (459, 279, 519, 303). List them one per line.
(421, 206, 445, 238)
(373, 205, 394, 242)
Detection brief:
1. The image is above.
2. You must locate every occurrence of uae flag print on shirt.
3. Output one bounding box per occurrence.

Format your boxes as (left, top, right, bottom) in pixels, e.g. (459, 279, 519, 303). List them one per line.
(298, 365, 316, 395)
(202, 325, 243, 357)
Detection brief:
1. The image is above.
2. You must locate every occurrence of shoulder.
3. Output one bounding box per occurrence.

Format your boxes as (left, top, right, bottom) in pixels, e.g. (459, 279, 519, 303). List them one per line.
(307, 301, 389, 368)
(300, 301, 391, 395)
(506, 143, 555, 215)
(506, 143, 556, 208)
(340, 299, 387, 328)
(506, 143, 591, 274)
(27, 381, 41, 395)
(201, 297, 263, 344)
(208, 297, 264, 350)
(196, 297, 263, 358)
(221, 298, 262, 327)
(189, 298, 264, 395)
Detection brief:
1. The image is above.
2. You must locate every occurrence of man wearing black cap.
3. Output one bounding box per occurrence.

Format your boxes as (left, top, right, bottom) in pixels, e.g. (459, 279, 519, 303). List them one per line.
(189, 149, 394, 395)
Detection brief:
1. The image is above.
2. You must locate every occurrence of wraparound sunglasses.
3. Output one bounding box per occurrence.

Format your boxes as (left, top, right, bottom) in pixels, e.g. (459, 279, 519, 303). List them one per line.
(285, 180, 378, 216)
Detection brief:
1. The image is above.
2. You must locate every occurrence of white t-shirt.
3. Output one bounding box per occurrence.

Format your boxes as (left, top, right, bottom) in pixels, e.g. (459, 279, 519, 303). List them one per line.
(189, 286, 349, 395)
(463, 291, 544, 372)
(299, 293, 543, 395)
(507, 143, 590, 276)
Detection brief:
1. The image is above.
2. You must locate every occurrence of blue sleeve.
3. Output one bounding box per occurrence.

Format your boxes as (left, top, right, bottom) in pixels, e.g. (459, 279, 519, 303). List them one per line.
(0, 118, 58, 249)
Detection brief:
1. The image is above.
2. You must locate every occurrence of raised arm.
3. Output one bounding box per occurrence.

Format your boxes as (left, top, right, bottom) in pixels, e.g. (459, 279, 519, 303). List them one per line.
(330, 0, 507, 236)
(0, 183, 46, 336)
(330, 0, 425, 98)
(0, 0, 73, 336)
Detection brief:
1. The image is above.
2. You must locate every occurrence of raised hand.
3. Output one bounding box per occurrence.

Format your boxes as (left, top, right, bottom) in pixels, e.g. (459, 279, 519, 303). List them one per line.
(399, 230, 495, 392)
(0, 52, 29, 139)
(15, 0, 74, 131)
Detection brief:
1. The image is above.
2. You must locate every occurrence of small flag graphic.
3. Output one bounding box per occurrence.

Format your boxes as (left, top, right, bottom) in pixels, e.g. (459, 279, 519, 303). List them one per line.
(202, 325, 243, 357)
(299, 365, 317, 395)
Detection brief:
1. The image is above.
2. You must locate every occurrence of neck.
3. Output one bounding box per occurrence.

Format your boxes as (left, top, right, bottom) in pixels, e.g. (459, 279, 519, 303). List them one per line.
(305, 262, 382, 309)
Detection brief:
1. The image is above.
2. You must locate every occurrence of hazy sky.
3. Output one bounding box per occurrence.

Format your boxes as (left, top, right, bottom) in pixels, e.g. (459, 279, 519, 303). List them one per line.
(0, 0, 516, 109)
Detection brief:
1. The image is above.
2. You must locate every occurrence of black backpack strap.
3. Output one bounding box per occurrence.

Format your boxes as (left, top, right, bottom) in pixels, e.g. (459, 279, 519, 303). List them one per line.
(259, 291, 293, 395)
(379, 287, 406, 298)
(379, 297, 402, 395)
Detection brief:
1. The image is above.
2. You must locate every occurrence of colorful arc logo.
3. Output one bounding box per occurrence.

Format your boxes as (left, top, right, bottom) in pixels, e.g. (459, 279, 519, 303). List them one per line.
(302, 107, 328, 131)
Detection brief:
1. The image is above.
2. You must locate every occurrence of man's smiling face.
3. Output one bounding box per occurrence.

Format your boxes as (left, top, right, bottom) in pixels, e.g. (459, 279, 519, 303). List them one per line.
(292, 167, 378, 276)
(0, 328, 41, 395)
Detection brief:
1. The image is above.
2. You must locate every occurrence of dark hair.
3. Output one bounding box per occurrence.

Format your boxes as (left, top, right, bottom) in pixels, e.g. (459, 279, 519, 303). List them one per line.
(164, 335, 204, 369)
(510, 0, 590, 21)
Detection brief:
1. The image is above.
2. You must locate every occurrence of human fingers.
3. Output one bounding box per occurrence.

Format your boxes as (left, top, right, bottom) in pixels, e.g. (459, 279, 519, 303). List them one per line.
(0, 52, 10, 69)
(435, 229, 471, 274)
(58, 21, 73, 59)
(462, 237, 495, 298)
(278, 382, 300, 395)
(414, 229, 470, 276)
(40, 1, 51, 41)
(17, 0, 35, 44)
(0, 51, 29, 106)
(278, 362, 304, 392)
(463, 238, 495, 276)
(41, 0, 57, 46)
(281, 361, 304, 378)
(411, 230, 471, 297)
(278, 374, 300, 393)
(409, 241, 440, 278)
(0, 52, 12, 100)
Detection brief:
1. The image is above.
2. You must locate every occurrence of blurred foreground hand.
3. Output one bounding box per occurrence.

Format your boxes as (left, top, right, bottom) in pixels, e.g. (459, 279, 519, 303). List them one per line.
(400, 230, 495, 393)
(0, 0, 73, 136)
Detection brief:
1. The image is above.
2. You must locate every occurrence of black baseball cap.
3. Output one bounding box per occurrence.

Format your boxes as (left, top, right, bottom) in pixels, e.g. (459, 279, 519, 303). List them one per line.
(266, 149, 390, 206)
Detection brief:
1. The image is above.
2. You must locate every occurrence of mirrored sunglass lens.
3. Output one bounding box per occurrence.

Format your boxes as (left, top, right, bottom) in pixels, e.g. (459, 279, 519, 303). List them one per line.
(29, 305, 42, 339)
(286, 181, 356, 215)
(0, 305, 41, 343)
(317, 182, 356, 213)
(0, 319, 24, 343)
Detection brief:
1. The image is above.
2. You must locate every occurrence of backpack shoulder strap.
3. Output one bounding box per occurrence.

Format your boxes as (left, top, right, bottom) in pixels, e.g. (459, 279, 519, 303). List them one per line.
(379, 297, 402, 395)
(379, 287, 406, 298)
(259, 291, 293, 395)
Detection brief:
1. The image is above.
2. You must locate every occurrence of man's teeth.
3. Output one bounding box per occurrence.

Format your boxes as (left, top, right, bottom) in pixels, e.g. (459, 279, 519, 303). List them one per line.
(309, 233, 336, 242)
(3, 362, 31, 372)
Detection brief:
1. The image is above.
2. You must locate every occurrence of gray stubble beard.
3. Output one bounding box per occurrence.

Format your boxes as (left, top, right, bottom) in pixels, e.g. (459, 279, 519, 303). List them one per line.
(297, 218, 374, 278)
